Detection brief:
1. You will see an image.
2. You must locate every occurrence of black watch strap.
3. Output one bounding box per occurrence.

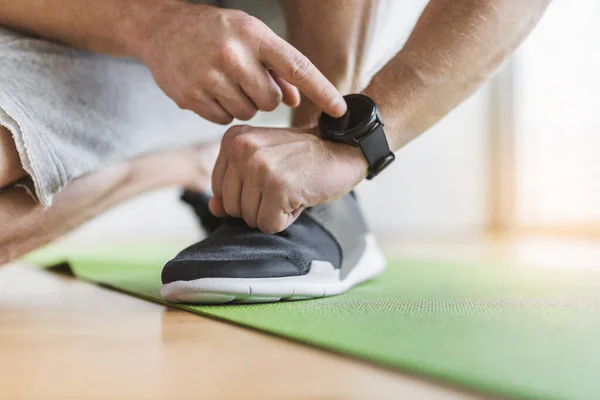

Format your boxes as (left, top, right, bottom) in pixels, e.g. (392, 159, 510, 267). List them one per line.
(357, 124, 396, 180)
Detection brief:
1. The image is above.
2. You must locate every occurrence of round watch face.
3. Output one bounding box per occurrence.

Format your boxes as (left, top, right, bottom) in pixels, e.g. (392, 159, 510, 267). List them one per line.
(319, 94, 377, 136)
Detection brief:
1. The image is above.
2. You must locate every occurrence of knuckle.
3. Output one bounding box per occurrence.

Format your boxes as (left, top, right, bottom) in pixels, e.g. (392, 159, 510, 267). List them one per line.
(221, 127, 239, 150)
(264, 171, 286, 191)
(288, 193, 303, 211)
(247, 152, 264, 173)
(257, 157, 276, 178)
(290, 56, 311, 81)
(212, 114, 233, 125)
(206, 68, 224, 86)
(234, 107, 258, 121)
(238, 15, 264, 35)
(186, 87, 204, 102)
(216, 9, 248, 31)
(176, 89, 229, 126)
(230, 9, 250, 20)
(180, 90, 203, 107)
(216, 41, 240, 66)
(231, 136, 247, 158)
(185, 95, 234, 125)
(230, 133, 257, 158)
(174, 93, 192, 111)
(224, 125, 247, 140)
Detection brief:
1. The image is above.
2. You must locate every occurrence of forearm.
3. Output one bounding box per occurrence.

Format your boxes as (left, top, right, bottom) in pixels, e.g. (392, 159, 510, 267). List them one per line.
(283, 0, 377, 127)
(0, 0, 183, 57)
(363, 0, 550, 150)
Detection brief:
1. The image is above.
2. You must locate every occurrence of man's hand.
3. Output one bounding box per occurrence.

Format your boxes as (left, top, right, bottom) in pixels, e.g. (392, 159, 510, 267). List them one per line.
(209, 125, 368, 233)
(0, 1, 346, 124)
(138, 3, 347, 125)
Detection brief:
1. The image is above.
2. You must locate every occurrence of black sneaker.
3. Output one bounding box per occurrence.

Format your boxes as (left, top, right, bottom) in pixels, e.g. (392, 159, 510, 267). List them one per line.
(180, 190, 223, 235)
(161, 193, 386, 304)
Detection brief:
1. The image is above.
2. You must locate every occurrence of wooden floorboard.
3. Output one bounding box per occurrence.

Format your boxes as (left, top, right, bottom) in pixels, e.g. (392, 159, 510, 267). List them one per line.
(0, 265, 480, 400)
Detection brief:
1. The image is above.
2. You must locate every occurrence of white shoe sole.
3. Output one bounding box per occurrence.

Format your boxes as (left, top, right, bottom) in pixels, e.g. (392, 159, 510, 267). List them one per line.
(160, 234, 386, 304)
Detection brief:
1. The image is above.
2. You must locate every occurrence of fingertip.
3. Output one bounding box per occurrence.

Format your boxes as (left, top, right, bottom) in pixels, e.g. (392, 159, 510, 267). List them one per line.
(328, 96, 348, 118)
(209, 196, 227, 217)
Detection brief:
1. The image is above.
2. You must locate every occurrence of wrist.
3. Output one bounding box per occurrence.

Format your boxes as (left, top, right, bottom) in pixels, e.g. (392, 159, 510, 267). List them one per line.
(304, 125, 368, 180)
(120, 0, 187, 60)
(315, 128, 368, 181)
(331, 141, 369, 181)
(116, 2, 165, 59)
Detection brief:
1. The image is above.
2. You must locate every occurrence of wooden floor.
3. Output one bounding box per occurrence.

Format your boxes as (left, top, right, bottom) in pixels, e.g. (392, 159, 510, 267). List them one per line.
(4, 235, 598, 399)
(0, 264, 481, 400)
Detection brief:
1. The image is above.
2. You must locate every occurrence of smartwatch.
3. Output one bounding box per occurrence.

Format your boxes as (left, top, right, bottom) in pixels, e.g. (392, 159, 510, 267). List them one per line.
(318, 94, 395, 180)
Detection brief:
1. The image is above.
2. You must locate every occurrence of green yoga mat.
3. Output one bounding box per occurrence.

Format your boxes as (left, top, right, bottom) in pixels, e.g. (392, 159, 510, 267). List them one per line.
(27, 244, 600, 400)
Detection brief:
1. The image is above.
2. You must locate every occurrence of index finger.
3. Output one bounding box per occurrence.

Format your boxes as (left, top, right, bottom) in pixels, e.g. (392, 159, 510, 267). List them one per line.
(259, 35, 347, 117)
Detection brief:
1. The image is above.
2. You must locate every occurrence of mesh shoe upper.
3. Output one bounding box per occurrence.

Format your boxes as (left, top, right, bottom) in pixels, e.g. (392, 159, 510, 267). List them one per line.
(162, 193, 367, 284)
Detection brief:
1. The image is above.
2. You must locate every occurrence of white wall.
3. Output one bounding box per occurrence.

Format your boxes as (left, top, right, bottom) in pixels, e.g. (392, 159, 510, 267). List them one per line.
(514, 0, 600, 226)
(358, 87, 490, 236)
(63, 0, 491, 243)
(357, 1, 490, 236)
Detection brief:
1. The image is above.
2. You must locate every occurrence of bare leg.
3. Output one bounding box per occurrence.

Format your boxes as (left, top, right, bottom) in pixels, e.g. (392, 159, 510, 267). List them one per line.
(0, 137, 219, 265)
(283, 0, 379, 127)
(0, 126, 26, 187)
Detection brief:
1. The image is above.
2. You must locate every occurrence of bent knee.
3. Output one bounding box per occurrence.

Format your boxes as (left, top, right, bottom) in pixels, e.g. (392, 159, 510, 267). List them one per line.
(0, 126, 26, 188)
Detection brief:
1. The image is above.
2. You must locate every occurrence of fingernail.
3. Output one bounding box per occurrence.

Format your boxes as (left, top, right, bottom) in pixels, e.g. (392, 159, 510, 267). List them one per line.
(333, 97, 348, 117)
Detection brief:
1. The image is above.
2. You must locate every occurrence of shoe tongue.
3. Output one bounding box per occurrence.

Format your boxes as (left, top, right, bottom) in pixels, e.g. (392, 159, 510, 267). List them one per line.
(180, 190, 223, 234)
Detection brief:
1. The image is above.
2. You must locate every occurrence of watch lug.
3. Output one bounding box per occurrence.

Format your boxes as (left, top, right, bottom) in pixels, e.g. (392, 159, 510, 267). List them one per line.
(375, 107, 384, 125)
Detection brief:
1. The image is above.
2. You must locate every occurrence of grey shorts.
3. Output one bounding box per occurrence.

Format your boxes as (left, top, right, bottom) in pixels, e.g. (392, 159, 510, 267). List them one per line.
(0, 0, 285, 206)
